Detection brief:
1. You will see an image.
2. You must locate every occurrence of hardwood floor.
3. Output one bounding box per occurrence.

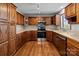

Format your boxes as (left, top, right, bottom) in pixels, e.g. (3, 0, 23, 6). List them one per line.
(15, 41, 60, 56)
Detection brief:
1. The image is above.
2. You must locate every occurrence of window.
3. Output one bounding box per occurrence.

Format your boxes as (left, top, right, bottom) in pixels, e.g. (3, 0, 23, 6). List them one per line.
(61, 14, 70, 30)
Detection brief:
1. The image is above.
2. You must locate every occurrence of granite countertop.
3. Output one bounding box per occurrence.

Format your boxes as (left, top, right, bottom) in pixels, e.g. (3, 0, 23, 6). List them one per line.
(46, 29, 79, 42)
(16, 26, 79, 42)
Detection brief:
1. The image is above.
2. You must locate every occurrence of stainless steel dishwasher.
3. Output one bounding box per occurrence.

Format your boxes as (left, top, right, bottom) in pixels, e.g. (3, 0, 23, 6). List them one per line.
(55, 34, 67, 56)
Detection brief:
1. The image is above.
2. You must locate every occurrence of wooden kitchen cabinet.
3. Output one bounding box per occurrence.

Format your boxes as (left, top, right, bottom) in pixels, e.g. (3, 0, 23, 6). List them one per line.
(0, 41, 8, 56)
(65, 3, 76, 18)
(0, 3, 8, 20)
(28, 17, 38, 25)
(8, 4, 16, 22)
(46, 31, 52, 42)
(65, 3, 79, 24)
(21, 32, 28, 44)
(0, 22, 9, 44)
(67, 38, 79, 56)
(16, 12, 24, 25)
(76, 3, 79, 23)
(42, 17, 52, 25)
(0, 3, 17, 56)
(51, 15, 61, 25)
(9, 24, 16, 40)
(16, 33, 22, 50)
(8, 39, 16, 55)
(30, 31, 37, 41)
(8, 4, 16, 39)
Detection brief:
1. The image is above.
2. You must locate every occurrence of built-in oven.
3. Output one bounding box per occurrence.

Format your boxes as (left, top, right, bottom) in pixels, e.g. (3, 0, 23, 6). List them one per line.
(37, 31, 46, 38)
(37, 21, 46, 41)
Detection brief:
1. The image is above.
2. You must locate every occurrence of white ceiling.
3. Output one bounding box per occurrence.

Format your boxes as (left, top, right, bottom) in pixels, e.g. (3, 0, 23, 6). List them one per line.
(14, 3, 69, 16)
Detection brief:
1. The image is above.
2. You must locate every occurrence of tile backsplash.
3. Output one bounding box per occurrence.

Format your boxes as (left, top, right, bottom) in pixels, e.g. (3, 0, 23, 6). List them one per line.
(16, 25, 24, 32)
(71, 24, 79, 31)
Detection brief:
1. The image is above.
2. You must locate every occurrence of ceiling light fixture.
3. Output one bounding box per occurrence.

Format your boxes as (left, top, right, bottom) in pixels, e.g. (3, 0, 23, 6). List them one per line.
(37, 3, 40, 14)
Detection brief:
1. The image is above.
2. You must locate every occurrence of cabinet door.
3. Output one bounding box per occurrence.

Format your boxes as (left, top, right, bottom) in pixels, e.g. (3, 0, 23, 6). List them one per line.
(21, 15, 24, 25)
(70, 3, 76, 16)
(9, 24, 16, 39)
(65, 6, 69, 17)
(26, 31, 31, 41)
(76, 3, 79, 23)
(21, 32, 27, 44)
(0, 22, 9, 44)
(67, 39, 79, 56)
(30, 31, 37, 41)
(46, 31, 52, 42)
(9, 39, 16, 55)
(0, 3, 8, 20)
(16, 34, 22, 50)
(8, 4, 16, 23)
(65, 3, 76, 18)
(0, 41, 8, 56)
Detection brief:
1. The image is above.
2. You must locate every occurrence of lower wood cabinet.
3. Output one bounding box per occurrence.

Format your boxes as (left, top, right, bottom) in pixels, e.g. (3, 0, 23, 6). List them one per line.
(21, 32, 26, 44)
(26, 31, 31, 41)
(0, 41, 8, 56)
(16, 33, 22, 50)
(8, 39, 16, 55)
(67, 38, 79, 56)
(46, 31, 52, 42)
(30, 31, 37, 41)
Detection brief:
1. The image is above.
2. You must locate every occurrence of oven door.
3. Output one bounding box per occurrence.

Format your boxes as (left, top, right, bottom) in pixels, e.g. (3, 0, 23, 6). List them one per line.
(37, 31, 46, 38)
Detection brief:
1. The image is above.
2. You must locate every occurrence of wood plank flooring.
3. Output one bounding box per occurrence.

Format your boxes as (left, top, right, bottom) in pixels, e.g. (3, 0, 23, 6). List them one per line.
(15, 41, 60, 56)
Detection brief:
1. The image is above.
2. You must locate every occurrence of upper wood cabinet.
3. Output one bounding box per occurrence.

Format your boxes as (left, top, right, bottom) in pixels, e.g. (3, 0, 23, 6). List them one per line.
(65, 3, 76, 18)
(16, 12, 24, 25)
(0, 3, 8, 20)
(8, 4, 16, 23)
(76, 3, 79, 23)
(42, 17, 52, 25)
(65, 3, 79, 24)
(28, 17, 38, 25)
(51, 15, 61, 25)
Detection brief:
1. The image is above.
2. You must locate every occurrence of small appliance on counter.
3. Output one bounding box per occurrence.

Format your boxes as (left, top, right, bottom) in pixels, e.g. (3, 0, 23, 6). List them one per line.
(37, 21, 46, 42)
